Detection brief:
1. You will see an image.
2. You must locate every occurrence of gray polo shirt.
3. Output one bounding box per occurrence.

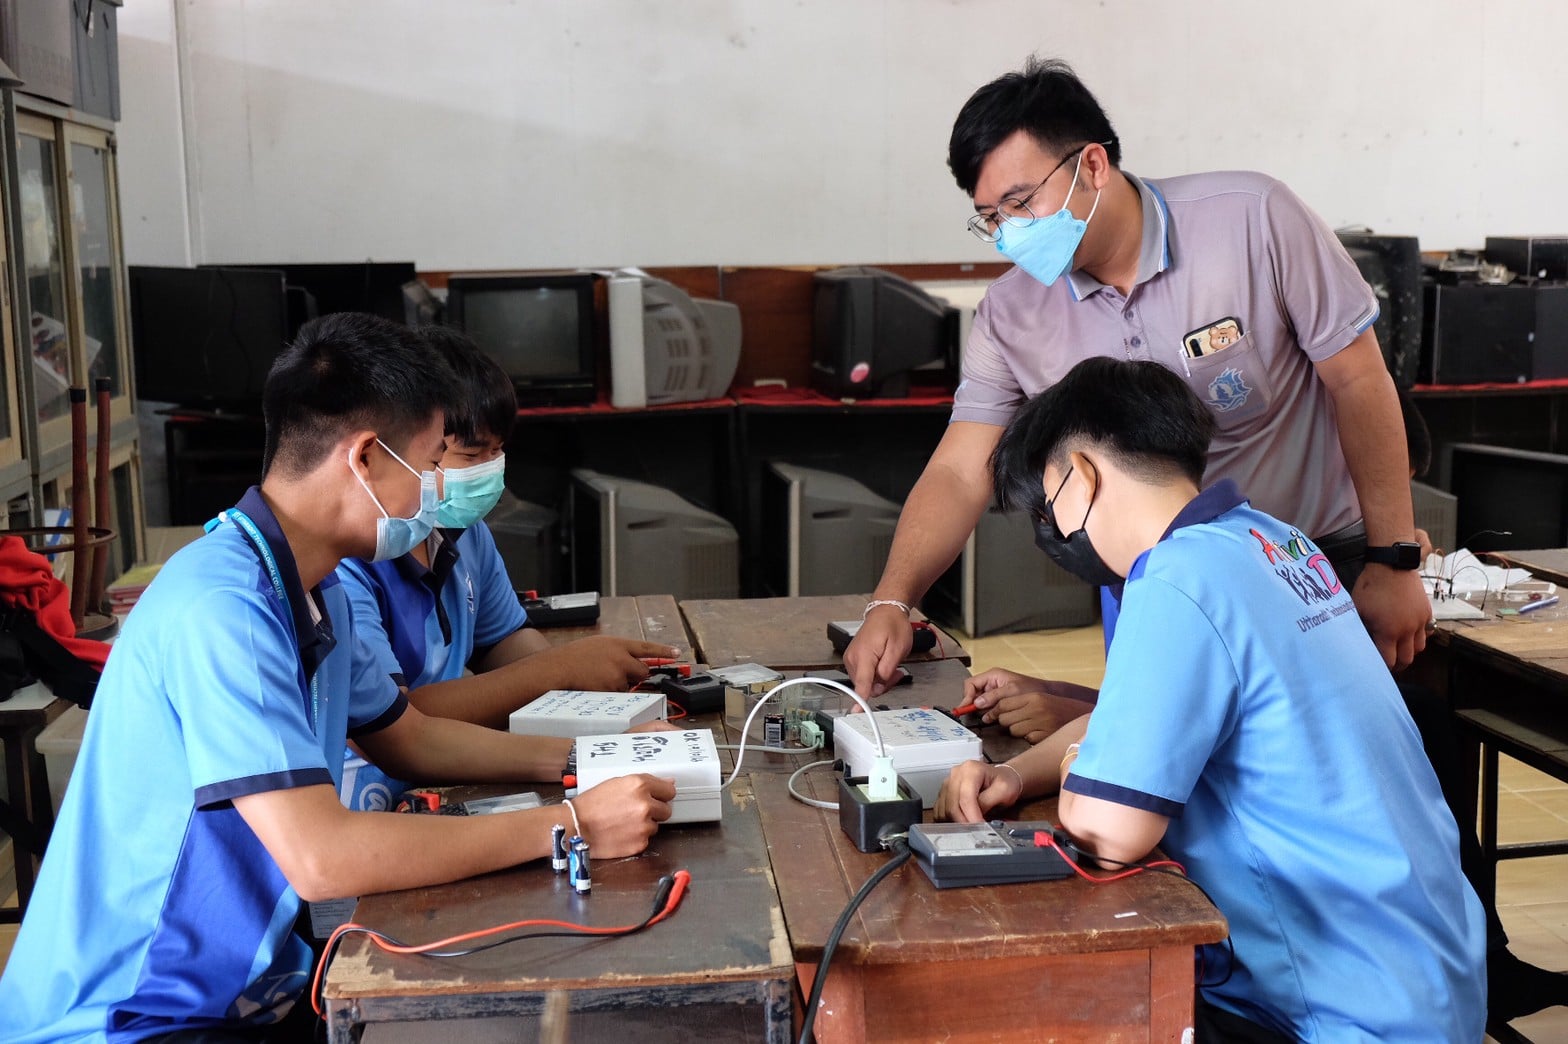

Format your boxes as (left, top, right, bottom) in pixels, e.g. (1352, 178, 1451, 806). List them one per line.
(953, 170, 1377, 540)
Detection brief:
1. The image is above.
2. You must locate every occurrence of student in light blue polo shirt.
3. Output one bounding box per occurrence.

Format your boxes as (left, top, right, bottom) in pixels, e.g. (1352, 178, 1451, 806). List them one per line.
(0, 314, 676, 1044)
(936, 358, 1486, 1043)
(337, 328, 673, 741)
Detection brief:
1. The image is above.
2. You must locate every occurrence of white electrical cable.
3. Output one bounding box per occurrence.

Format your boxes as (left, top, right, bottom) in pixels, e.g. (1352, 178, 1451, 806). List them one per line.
(721, 676, 886, 790)
(788, 759, 840, 810)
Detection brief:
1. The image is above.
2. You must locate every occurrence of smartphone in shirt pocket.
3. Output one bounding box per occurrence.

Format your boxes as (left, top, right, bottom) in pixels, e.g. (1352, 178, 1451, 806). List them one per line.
(1183, 316, 1245, 359)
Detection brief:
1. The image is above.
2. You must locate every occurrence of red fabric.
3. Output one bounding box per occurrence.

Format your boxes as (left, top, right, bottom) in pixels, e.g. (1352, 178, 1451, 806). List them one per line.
(0, 536, 110, 668)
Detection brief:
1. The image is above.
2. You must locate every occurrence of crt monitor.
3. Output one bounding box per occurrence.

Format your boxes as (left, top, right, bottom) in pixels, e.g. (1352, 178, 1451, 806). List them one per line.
(1446, 442, 1568, 552)
(1335, 232, 1423, 388)
(761, 462, 900, 596)
(446, 273, 597, 407)
(607, 270, 742, 407)
(129, 265, 290, 408)
(811, 267, 959, 399)
(568, 468, 739, 599)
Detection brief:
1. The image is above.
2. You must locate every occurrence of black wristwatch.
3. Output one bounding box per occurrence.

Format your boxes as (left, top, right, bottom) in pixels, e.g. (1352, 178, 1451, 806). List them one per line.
(1363, 542, 1423, 570)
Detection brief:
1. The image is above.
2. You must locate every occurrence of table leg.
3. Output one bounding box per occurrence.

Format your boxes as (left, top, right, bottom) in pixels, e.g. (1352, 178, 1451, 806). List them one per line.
(1478, 742, 1500, 909)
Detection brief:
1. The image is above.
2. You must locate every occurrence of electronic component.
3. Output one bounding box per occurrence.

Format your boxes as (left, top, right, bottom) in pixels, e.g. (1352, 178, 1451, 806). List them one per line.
(657, 672, 725, 714)
(908, 821, 1075, 889)
(551, 824, 568, 873)
(708, 662, 783, 694)
(518, 590, 601, 627)
(827, 618, 937, 655)
(833, 708, 982, 809)
(569, 837, 592, 894)
(509, 690, 667, 737)
(574, 729, 723, 823)
(763, 712, 785, 748)
(837, 773, 922, 853)
(397, 791, 543, 815)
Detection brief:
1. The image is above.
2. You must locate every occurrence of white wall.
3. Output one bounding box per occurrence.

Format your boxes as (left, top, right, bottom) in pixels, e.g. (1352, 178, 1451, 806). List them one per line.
(116, 0, 1568, 271)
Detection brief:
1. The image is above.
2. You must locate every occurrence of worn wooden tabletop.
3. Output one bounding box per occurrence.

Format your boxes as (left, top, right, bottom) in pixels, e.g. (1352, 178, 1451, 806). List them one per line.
(534, 594, 694, 661)
(680, 594, 969, 670)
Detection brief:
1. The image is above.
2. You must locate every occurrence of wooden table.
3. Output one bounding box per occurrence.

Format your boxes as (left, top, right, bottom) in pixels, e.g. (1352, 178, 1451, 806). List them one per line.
(1408, 595, 1568, 908)
(1496, 547, 1568, 587)
(681, 594, 969, 670)
(321, 766, 794, 1043)
(740, 659, 1229, 1043)
(0, 683, 69, 921)
(534, 594, 694, 660)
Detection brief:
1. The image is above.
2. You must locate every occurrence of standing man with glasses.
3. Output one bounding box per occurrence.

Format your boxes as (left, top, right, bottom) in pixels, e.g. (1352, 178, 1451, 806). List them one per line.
(848, 55, 1427, 698)
(845, 55, 1568, 1030)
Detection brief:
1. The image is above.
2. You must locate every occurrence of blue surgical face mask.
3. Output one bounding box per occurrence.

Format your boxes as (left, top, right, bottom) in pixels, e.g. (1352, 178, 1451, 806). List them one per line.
(437, 452, 507, 529)
(994, 149, 1102, 287)
(350, 440, 439, 562)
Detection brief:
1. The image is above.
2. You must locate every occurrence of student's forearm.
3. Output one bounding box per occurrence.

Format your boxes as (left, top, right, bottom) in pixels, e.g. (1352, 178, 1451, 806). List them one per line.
(473, 627, 550, 673)
(236, 784, 568, 901)
(362, 711, 572, 783)
(407, 662, 560, 730)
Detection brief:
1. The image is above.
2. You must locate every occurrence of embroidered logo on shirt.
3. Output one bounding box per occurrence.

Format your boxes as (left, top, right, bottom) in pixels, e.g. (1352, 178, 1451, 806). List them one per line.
(1207, 367, 1252, 412)
(465, 574, 476, 616)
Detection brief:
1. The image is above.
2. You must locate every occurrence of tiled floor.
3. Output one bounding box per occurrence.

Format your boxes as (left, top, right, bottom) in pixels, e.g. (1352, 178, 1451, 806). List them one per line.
(964, 624, 1568, 1042)
(1, 624, 1564, 1039)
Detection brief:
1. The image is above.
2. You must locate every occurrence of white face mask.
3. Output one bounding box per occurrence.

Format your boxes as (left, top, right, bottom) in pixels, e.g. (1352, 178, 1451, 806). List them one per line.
(350, 439, 439, 561)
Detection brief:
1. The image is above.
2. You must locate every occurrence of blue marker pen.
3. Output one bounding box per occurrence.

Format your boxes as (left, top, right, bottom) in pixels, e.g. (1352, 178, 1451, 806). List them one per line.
(1518, 595, 1559, 614)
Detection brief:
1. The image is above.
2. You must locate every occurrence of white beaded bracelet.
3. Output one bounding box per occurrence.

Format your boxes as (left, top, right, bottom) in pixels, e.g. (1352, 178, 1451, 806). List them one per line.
(862, 599, 912, 620)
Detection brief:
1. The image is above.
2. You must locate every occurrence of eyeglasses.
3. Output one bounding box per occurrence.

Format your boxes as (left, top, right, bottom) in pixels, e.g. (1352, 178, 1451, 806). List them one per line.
(966, 142, 1103, 243)
(1039, 464, 1075, 540)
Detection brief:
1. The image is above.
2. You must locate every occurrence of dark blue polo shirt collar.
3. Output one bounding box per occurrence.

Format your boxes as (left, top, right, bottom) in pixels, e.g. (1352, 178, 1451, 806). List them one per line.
(1126, 479, 1249, 583)
(232, 486, 337, 678)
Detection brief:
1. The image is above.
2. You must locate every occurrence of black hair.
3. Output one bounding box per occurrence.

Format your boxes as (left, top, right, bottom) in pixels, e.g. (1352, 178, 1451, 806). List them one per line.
(948, 56, 1122, 197)
(991, 357, 1214, 518)
(1398, 387, 1431, 479)
(418, 325, 517, 445)
(262, 312, 458, 478)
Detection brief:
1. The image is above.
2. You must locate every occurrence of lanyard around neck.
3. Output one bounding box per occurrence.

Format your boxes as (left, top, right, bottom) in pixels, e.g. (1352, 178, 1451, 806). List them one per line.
(208, 508, 321, 730)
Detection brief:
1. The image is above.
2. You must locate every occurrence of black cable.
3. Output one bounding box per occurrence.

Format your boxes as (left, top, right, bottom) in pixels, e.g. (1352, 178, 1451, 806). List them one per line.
(798, 838, 913, 1044)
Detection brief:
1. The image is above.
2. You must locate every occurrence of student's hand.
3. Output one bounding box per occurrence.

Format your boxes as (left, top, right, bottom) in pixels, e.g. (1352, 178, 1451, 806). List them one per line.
(964, 669, 1098, 744)
(571, 773, 677, 858)
(844, 606, 914, 698)
(1352, 565, 1430, 672)
(529, 637, 679, 692)
(934, 760, 1023, 824)
(629, 719, 683, 734)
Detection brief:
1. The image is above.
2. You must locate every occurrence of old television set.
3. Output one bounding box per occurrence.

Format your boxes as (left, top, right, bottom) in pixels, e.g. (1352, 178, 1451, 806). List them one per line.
(446, 273, 597, 406)
(1336, 232, 1423, 388)
(1446, 443, 1568, 552)
(1411, 480, 1457, 559)
(811, 267, 959, 399)
(485, 490, 564, 596)
(607, 270, 742, 408)
(761, 462, 900, 596)
(925, 505, 1100, 637)
(568, 468, 739, 599)
(129, 265, 291, 409)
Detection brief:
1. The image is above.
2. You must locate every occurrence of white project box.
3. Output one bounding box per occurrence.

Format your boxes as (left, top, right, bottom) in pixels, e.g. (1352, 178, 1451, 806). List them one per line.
(833, 708, 982, 809)
(574, 728, 722, 824)
(509, 690, 667, 738)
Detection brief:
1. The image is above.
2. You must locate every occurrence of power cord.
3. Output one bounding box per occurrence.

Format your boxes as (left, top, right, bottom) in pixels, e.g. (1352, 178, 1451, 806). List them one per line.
(798, 833, 912, 1044)
(788, 759, 840, 810)
(309, 869, 692, 1016)
(723, 677, 886, 792)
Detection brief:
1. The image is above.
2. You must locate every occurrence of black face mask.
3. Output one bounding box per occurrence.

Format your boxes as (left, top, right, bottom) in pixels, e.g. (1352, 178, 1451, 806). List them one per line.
(1034, 465, 1123, 588)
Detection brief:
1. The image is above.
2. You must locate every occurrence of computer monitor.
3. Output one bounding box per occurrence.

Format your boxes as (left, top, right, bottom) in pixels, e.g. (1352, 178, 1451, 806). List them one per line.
(568, 468, 739, 599)
(446, 273, 598, 406)
(1336, 233, 1423, 388)
(925, 505, 1100, 637)
(129, 265, 290, 409)
(1446, 443, 1568, 552)
(607, 271, 742, 408)
(204, 261, 418, 333)
(761, 462, 900, 596)
(811, 267, 959, 399)
(485, 490, 564, 596)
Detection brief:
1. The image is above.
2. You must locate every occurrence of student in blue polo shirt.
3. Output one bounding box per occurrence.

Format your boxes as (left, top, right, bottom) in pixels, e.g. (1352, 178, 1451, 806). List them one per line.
(336, 327, 673, 741)
(0, 314, 676, 1044)
(935, 358, 1486, 1043)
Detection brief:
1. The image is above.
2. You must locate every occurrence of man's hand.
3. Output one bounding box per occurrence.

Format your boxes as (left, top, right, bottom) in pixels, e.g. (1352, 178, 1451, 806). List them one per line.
(1352, 565, 1430, 671)
(964, 668, 1098, 744)
(526, 637, 679, 692)
(570, 773, 676, 858)
(934, 759, 1024, 824)
(844, 605, 913, 698)
(1415, 526, 1435, 561)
